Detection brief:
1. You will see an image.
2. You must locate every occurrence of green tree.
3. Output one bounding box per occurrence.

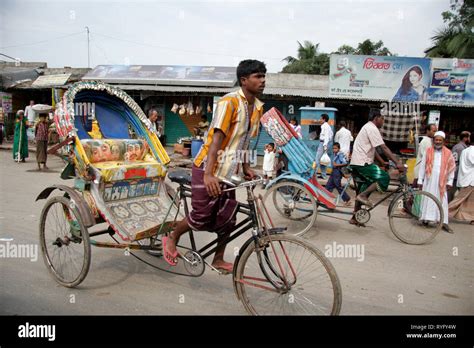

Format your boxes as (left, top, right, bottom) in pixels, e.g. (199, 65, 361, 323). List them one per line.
(281, 41, 330, 75)
(335, 39, 394, 56)
(425, 0, 474, 58)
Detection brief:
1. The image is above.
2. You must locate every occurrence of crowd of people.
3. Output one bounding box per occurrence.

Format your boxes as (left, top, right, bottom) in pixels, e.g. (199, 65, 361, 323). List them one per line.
(263, 111, 473, 231)
(11, 101, 56, 170)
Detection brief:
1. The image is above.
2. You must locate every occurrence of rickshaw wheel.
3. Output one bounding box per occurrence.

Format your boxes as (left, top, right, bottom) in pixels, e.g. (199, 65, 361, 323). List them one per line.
(39, 196, 91, 288)
(263, 181, 318, 236)
(388, 190, 443, 245)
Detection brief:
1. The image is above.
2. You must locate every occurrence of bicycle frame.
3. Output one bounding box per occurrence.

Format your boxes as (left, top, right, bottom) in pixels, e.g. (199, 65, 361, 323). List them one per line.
(172, 181, 295, 292)
(172, 182, 261, 260)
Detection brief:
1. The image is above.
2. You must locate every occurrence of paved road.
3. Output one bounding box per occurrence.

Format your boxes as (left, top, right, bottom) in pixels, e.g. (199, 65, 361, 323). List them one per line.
(0, 150, 472, 315)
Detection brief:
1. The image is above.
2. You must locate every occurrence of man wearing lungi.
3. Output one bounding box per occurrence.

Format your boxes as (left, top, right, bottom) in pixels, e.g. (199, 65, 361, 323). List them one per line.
(163, 60, 266, 272)
(349, 113, 405, 226)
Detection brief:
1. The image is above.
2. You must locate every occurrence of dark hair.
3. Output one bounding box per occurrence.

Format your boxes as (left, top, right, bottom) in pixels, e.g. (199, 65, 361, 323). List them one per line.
(369, 113, 383, 121)
(268, 142, 275, 149)
(333, 142, 340, 148)
(426, 123, 437, 133)
(339, 120, 347, 128)
(460, 131, 470, 140)
(321, 114, 329, 122)
(236, 60, 266, 86)
(201, 115, 208, 120)
(291, 117, 298, 126)
(400, 66, 423, 95)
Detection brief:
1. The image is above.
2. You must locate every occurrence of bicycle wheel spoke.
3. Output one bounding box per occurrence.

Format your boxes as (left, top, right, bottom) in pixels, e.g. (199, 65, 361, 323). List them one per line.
(389, 191, 443, 245)
(236, 235, 341, 315)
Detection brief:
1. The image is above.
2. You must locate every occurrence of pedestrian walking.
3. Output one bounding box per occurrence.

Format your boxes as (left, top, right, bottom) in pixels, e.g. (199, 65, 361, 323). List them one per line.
(12, 110, 29, 162)
(334, 121, 353, 159)
(417, 131, 456, 233)
(449, 132, 474, 225)
(448, 131, 471, 202)
(413, 123, 437, 185)
(35, 114, 49, 170)
(316, 114, 333, 179)
(325, 142, 352, 206)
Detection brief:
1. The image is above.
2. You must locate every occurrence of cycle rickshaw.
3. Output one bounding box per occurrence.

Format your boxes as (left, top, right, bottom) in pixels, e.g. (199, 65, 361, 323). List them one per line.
(37, 81, 342, 315)
(260, 107, 444, 244)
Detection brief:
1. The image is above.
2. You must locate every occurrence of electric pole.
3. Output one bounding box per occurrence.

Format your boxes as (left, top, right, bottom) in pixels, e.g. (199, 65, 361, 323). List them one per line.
(85, 26, 90, 68)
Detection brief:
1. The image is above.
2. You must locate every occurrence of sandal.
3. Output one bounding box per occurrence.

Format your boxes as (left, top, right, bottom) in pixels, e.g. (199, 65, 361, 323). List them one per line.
(211, 262, 233, 275)
(162, 236, 178, 266)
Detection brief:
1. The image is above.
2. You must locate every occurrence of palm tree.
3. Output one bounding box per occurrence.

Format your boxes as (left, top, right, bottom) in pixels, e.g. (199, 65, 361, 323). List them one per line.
(425, 1, 474, 58)
(282, 41, 330, 74)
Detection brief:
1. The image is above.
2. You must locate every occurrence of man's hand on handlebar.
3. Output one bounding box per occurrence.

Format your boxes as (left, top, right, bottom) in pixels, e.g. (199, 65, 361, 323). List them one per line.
(204, 173, 221, 197)
(396, 162, 406, 174)
(243, 163, 256, 180)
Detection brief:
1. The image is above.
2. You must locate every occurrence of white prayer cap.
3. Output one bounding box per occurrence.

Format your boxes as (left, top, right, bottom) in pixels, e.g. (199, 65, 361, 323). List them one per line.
(434, 131, 446, 139)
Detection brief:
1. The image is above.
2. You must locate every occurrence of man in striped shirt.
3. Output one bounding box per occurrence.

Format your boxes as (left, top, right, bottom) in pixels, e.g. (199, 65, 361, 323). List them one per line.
(162, 60, 266, 273)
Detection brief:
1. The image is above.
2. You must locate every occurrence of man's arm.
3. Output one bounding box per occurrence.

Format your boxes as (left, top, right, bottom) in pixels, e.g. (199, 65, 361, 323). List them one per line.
(322, 124, 330, 148)
(417, 153, 426, 186)
(379, 144, 405, 172)
(204, 130, 225, 197)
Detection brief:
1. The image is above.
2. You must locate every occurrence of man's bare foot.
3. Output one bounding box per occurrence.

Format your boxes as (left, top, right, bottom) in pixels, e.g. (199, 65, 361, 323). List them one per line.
(349, 218, 366, 227)
(211, 260, 233, 274)
(355, 194, 374, 208)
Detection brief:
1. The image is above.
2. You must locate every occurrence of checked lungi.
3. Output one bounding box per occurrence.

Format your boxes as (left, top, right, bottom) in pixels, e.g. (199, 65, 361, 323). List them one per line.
(350, 163, 390, 194)
(187, 164, 238, 234)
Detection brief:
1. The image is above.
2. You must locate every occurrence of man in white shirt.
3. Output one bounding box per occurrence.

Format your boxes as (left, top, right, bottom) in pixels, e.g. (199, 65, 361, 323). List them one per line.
(349, 113, 405, 226)
(24, 100, 35, 141)
(413, 123, 437, 185)
(449, 132, 474, 225)
(334, 120, 353, 158)
(316, 114, 333, 179)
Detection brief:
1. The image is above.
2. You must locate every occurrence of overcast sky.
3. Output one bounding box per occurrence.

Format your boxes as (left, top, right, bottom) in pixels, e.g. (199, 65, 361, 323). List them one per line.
(1, 0, 449, 72)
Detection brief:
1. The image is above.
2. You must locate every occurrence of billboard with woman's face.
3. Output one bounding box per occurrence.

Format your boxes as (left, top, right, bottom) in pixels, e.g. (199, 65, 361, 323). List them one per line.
(329, 55, 431, 102)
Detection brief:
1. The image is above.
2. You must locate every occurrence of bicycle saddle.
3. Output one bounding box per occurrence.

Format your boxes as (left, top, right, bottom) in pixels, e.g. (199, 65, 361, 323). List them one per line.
(168, 170, 191, 185)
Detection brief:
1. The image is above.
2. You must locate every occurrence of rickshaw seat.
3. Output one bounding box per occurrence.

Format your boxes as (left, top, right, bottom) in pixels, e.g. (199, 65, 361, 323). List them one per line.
(80, 139, 167, 182)
(168, 170, 191, 185)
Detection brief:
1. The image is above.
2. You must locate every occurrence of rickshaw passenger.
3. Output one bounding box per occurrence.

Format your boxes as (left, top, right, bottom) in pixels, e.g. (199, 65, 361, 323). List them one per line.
(349, 113, 405, 226)
(162, 60, 267, 272)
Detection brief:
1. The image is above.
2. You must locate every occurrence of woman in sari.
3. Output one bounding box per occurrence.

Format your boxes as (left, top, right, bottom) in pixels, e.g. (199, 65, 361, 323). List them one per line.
(13, 110, 29, 162)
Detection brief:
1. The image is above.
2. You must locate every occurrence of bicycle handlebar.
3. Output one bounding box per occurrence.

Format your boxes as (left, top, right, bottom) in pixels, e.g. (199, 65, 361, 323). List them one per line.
(221, 175, 264, 191)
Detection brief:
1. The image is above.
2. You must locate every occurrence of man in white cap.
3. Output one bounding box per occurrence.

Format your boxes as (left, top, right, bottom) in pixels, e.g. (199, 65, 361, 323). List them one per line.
(417, 131, 456, 233)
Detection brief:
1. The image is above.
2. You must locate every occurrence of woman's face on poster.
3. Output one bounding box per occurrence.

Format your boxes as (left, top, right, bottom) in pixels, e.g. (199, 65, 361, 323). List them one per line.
(409, 70, 422, 86)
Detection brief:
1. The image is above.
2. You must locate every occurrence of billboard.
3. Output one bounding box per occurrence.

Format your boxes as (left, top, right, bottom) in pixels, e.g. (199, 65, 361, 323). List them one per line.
(83, 65, 237, 87)
(329, 54, 432, 102)
(426, 58, 474, 106)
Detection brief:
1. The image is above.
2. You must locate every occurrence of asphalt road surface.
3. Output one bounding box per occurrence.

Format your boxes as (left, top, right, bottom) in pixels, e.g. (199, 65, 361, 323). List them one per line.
(0, 150, 472, 315)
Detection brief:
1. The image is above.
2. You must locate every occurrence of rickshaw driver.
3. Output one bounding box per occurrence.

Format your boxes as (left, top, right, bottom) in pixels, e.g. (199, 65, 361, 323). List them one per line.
(349, 113, 406, 226)
(162, 60, 267, 272)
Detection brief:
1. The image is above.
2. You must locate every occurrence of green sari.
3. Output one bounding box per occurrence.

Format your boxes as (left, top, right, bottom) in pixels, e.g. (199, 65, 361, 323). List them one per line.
(13, 117, 29, 161)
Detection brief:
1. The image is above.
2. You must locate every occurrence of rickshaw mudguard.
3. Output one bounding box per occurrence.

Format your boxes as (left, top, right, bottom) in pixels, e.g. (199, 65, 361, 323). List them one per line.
(36, 185, 96, 228)
(266, 173, 336, 209)
(232, 230, 283, 301)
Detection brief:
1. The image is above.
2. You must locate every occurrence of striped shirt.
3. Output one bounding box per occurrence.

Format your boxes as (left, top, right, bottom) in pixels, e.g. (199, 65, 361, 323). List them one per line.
(194, 88, 264, 181)
(35, 122, 49, 141)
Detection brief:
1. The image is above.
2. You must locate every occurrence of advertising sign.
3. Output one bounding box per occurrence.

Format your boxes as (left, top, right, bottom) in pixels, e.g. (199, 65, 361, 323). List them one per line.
(329, 54, 432, 102)
(427, 58, 474, 106)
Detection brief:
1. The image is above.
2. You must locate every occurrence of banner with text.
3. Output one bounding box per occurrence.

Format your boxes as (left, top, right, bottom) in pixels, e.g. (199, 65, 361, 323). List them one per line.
(426, 58, 474, 106)
(329, 54, 432, 102)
